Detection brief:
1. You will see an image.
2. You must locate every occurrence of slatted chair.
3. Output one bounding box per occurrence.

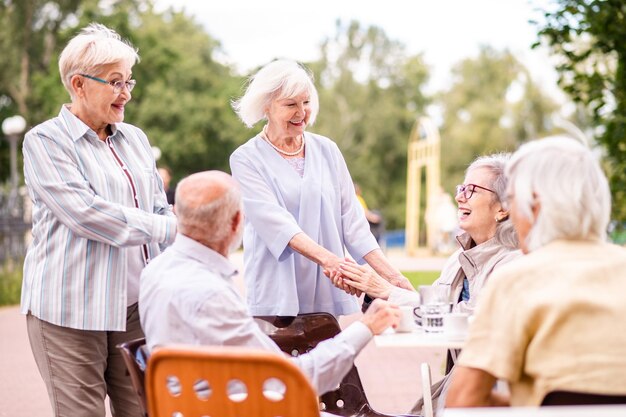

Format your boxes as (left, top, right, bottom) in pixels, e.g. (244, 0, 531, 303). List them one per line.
(541, 390, 626, 406)
(254, 312, 419, 417)
(117, 337, 149, 417)
(145, 345, 320, 417)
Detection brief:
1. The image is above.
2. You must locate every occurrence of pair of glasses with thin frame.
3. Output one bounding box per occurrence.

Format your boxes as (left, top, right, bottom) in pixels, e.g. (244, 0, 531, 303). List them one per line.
(455, 183, 495, 200)
(80, 74, 136, 93)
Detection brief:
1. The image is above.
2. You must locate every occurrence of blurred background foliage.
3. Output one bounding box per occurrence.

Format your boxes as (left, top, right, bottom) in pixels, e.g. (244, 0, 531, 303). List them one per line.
(0, 0, 624, 231)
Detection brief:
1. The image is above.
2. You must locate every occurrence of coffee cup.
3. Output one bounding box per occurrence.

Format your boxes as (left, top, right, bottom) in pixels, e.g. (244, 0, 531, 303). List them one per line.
(396, 305, 418, 333)
(443, 312, 470, 337)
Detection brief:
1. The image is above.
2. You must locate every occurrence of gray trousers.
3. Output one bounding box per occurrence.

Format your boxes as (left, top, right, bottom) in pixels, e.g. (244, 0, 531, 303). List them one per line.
(26, 304, 144, 417)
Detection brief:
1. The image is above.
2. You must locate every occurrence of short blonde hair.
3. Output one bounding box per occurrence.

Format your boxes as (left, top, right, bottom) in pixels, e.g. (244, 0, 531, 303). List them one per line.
(232, 59, 320, 128)
(59, 23, 139, 100)
(506, 136, 611, 251)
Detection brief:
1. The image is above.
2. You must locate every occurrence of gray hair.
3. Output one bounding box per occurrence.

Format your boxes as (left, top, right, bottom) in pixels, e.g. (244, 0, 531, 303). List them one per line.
(467, 153, 518, 249)
(175, 183, 242, 246)
(59, 23, 139, 100)
(232, 59, 320, 128)
(506, 136, 611, 251)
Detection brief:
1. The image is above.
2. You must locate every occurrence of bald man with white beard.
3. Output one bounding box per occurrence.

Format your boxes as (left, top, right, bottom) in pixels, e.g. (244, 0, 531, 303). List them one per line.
(139, 170, 401, 397)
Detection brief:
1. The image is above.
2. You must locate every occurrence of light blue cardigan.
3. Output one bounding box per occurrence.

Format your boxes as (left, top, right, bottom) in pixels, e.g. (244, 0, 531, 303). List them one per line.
(230, 132, 378, 316)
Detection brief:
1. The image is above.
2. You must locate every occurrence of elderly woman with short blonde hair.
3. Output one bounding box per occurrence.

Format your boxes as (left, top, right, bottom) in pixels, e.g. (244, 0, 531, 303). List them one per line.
(22, 23, 175, 417)
(447, 136, 626, 408)
(230, 59, 412, 317)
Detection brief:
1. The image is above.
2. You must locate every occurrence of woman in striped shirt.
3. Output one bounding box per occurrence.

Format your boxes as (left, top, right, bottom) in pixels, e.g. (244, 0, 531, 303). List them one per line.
(21, 23, 175, 417)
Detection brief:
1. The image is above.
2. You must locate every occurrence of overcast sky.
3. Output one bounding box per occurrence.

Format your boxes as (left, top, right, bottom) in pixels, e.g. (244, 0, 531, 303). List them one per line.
(154, 0, 559, 95)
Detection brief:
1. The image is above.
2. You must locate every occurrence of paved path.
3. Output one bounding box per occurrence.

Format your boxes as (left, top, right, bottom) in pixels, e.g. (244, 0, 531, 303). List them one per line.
(0, 251, 448, 416)
(0, 306, 52, 417)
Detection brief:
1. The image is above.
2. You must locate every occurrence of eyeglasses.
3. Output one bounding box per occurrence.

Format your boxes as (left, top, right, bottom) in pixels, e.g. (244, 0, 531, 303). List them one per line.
(80, 74, 136, 93)
(455, 183, 496, 200)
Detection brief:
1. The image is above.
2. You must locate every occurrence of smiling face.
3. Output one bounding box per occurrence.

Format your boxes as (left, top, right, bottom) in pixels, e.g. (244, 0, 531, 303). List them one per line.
(70, 61, 133, 139)
(455, 167, 505, 245)
(265, 91, 311, 140)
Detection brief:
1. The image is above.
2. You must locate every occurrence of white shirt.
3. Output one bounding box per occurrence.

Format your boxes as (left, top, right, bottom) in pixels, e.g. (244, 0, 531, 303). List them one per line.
(139, 234, 373, 395)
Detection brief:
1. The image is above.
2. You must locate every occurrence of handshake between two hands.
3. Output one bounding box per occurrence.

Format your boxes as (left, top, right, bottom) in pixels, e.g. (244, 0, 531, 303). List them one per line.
(323, 257, 363, 296)
(323, 258, 403, 334)
(324, 257, 407, 299)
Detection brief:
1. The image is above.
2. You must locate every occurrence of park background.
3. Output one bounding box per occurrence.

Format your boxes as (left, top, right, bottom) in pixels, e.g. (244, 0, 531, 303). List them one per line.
(1, 1, 626, 415)
(1, 0, 626, 301)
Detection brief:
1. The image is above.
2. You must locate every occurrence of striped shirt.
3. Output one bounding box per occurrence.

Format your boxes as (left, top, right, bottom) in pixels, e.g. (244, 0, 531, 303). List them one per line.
(21, 105, 176, 331)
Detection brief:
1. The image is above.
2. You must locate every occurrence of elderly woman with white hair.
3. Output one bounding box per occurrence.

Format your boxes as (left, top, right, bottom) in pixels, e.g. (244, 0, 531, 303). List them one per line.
(21, 23, 175, 417)
(340, 153, 521, 416)
(447, 136, 626, 408)
(229, 59, 411, 318)
(341, 153, 520, 313)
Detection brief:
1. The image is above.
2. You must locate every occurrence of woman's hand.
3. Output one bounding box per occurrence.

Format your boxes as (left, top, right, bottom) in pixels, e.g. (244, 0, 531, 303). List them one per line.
(362, 249, 413, 291)
(287, 233, 362, 296)
(390, 275, 414, 292)
(324, 269, 363, 297)
(339, 259, 394, 300)
(323, 257, 362, 296)
(321, 254, 342, 281)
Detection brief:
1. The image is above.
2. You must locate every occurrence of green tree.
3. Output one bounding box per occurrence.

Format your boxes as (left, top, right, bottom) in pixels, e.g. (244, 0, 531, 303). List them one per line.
(0, 0, 155, 182)
(535, 0, 626, 225)
(311, 20, 431, 229)
(438, 46, 558, 193)
(123, 9, 248, 180)
(0, 0, 85, 119)
(0, 0, 81, 181)
(0, 1, 247, 184)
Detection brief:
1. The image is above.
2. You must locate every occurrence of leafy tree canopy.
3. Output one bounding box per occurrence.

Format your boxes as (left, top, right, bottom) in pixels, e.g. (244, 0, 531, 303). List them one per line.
(439, 46, 558, 194)
(0, 0, 247, 184)
(0, 3, 570, 233)
(311, 20, 431, 229)
(535, 0, 626, 225)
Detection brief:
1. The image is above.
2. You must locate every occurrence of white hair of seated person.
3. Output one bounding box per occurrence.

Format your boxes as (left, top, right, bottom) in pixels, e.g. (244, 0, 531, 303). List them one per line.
(59, 23, 139, 100)
(506, 135, 611, 252)
(175, 172, 243, 252)
(467, 153, 518, 249)
(232, 59, 320, 128)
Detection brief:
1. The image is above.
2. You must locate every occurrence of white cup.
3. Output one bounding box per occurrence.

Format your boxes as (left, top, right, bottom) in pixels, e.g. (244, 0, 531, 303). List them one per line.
(443, 312, 470, 337)
(396, 305, 418, 333)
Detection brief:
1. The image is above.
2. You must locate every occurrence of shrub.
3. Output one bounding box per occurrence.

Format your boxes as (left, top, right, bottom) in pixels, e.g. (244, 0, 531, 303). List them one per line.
(0, 259, 23, 306)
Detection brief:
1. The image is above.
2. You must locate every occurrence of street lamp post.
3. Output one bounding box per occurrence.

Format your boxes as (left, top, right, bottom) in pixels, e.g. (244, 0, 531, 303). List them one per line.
(2, 115, 27, 215)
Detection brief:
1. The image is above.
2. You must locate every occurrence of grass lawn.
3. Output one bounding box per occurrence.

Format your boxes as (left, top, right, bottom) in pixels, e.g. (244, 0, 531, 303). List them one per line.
(402, 270, 440, 289)
(0, 259, 23, 307)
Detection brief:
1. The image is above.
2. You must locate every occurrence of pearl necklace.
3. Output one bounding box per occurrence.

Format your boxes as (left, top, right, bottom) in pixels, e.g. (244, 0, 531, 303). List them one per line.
(262, 126, 305, 156)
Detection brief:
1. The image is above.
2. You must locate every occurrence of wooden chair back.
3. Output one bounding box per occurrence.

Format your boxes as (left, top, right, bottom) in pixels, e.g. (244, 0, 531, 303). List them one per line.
(117, 337, 149, 417)
(145, 345, 320, 417)
(254, 312, 417, 417)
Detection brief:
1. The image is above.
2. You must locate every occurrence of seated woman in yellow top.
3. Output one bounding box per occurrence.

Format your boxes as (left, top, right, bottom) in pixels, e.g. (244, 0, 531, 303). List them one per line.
(447, 136, 626, 407)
